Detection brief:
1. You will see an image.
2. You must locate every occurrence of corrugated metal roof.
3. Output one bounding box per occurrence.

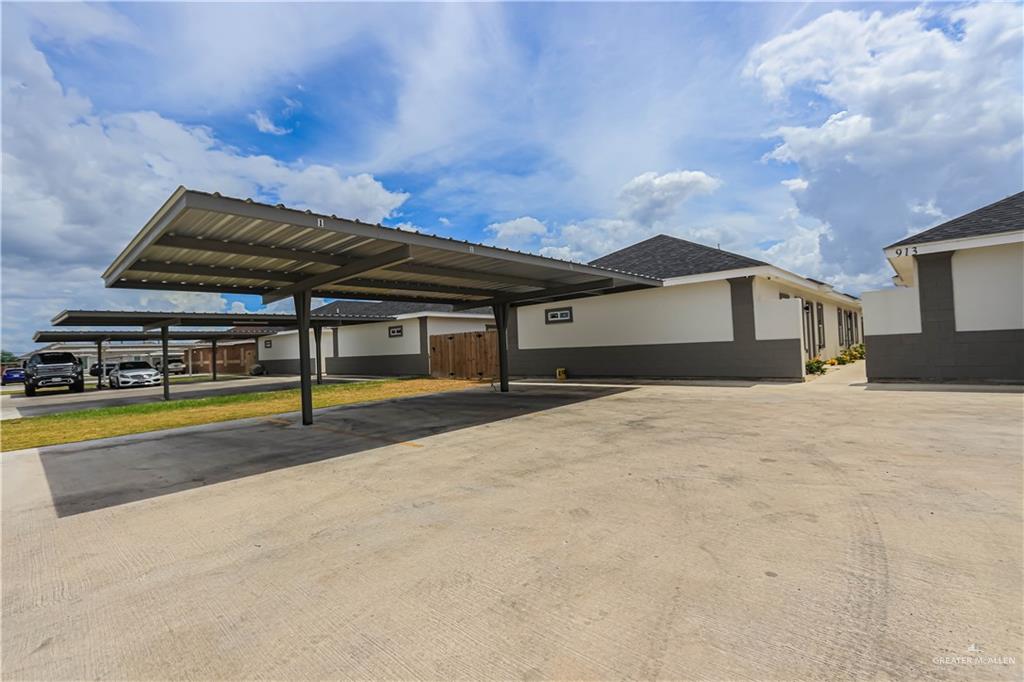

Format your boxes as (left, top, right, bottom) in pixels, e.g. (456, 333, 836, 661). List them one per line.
(51, 310, 390, 328)
(104, 188, 661, 307)
(33, 330, 263, 343)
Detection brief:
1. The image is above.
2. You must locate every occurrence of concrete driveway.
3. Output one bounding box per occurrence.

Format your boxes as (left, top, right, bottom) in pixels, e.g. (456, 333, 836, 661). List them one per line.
(0, 375, 374, 419)
(3, 366, 1021, 680)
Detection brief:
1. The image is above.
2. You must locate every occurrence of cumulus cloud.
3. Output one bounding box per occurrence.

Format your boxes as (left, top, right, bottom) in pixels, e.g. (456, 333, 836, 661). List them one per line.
(746, 3, 1023, 277)
(531, 170, 722, 262)
(248, 110, 291, 135)
(485, 216, 548, 248)
(618, 170, 722, 224)
(0, 14, 409, 352)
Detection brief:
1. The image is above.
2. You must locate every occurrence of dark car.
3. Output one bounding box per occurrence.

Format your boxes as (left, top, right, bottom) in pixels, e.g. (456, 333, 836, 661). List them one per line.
(23, 352, 85, 396)
(1, 367, 25, 385)
(89, 361, 118, 377)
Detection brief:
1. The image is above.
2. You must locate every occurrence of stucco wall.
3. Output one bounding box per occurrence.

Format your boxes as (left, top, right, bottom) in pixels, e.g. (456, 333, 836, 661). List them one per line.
(866, 252, 1024, 383)
(425, 316, 492, 337)
(952, 242, 1024, 332)
(327, 318, 429, 376)
(508, 277, 803, 380)
(257, 329, 333, 373)
(337, 319, 421, 357)
(862, 287, 922, 336)
(516, 280, 733, 350)
(754, 278, 859, 360)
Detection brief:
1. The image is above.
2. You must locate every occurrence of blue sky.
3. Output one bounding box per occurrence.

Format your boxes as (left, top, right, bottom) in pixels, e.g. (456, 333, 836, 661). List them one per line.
(2, 2, 1022, 352)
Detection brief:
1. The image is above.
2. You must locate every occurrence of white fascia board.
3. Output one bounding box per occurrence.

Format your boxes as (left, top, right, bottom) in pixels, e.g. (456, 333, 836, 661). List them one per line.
(884, 230, 1023, 285)
(392, 312, 495, 321)
(663, 265, 858, 306)
(661, 266, 773, 287)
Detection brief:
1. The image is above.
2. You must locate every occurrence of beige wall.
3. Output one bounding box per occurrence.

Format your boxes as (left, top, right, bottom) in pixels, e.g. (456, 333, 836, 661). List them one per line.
(751, 278, 802, 341)
(515, 280, 734, 350)
(257, 329, 334, 371)
(952, 242, 1024, 332)
(862, 287, 922, 336)
(425, 316, 492, 337)
(755, 278, 861, 360)
(337, 319, 420, 357)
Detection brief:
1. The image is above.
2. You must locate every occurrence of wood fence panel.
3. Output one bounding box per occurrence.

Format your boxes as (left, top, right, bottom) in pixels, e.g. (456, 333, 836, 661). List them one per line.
(429, 331, 498, 379)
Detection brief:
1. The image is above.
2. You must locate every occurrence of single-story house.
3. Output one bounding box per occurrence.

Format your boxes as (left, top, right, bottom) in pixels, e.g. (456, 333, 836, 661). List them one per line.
(257, 301, 493, 376)
(861, 192, 1023, 383)
(256, 237, 861, 381)
(509, 234, 862, 380)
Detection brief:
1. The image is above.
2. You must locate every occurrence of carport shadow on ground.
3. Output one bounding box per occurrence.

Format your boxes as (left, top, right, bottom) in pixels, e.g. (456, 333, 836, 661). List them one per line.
(39, 385, 633, 518)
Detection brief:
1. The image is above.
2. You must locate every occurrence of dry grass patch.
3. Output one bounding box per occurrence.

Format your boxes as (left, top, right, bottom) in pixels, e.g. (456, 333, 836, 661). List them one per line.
(1, 378, 477, 452)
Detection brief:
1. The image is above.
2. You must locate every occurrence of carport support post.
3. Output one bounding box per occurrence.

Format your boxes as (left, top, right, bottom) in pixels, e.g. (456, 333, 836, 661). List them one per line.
(294, 290, 314, 425)
(160, 326, 170, 401)
(493, 302, 511, 393)
(95, 340, 104, 390)
(313, 325, 323, 385)
(211, 339, 218, 381)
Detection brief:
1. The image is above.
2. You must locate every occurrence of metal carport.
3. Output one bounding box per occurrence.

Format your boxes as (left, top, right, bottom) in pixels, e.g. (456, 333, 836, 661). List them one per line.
(33, 330, 267, 398)
(50, 309, 399, 390)
(102, 187, 660, 424)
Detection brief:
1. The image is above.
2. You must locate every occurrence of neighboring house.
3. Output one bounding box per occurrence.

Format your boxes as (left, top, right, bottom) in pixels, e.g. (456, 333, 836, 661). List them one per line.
(186, 339, 258, 375)
(509, 234, 862, 380)
(862, 192, 1024, 383)
(257, 301, 493, 376)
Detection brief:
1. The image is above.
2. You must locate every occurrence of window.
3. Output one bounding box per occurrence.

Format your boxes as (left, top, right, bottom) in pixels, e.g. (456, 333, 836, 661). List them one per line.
(837, 309, 845, 347)
(852, 312, 860, 343)
(545, 307, 573, 324)
(264, 339, 272, 349)
(816, 302, 825, 349)
(388, 325, 404, 338)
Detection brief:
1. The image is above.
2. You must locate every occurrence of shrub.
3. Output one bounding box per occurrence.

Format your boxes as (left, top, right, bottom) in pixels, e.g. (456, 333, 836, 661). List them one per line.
(805, 358, 826, 375)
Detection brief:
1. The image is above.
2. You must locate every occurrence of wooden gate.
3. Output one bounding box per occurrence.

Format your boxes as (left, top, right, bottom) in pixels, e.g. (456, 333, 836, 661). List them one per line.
(429, 331, 498, 380)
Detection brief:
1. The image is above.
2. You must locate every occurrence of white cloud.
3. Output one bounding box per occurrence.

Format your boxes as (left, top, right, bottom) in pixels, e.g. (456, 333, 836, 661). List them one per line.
(781, 178, 809, 192)
(746, 4, 1023, 276)
(618, 171, 722, 225)
(485, 216, 548, 248)
(248, 110, 291, 135)
(0, 16, 409, 352)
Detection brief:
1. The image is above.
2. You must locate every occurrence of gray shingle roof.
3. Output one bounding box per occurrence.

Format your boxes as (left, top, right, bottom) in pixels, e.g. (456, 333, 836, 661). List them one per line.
(887, 191, 1024, 248)
(312, 300, 491, 317)
(588, 234, 767, 279)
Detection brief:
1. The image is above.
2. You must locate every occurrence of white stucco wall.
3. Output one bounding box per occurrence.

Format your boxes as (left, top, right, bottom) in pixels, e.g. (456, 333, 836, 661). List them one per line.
(516, 280, 733, 350)
(751, 278, 803, 342)
(952, 242, 1024, 332)
(754, 277, 862, 359)
(257, 329, 334, 371)
(337, 319, 421, 357)
(425, 316, 492, 337)
(862, 287, 922, 336)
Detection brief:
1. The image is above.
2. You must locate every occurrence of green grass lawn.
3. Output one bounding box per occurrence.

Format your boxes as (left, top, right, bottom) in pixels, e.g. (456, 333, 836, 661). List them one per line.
(1, 378, 476, 452)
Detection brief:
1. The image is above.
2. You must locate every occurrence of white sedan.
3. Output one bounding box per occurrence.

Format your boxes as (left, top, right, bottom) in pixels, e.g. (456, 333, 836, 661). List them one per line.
(109, 361, 163, 389)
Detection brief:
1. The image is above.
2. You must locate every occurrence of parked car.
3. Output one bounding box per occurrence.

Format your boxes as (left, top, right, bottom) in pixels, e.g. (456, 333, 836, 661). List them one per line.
(1, 367, 25, 385)
(152, 356, 187, 375)
(109, 361, 163, 389)
(23, 352, 84, 396)
(89, 361, 119, 377)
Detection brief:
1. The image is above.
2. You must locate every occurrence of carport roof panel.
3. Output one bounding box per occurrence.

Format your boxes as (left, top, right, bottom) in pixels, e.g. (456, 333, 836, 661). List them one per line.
(51, 310, 394, 328)
(103, 188, 661, 303)
(34, 330, 264, 343)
